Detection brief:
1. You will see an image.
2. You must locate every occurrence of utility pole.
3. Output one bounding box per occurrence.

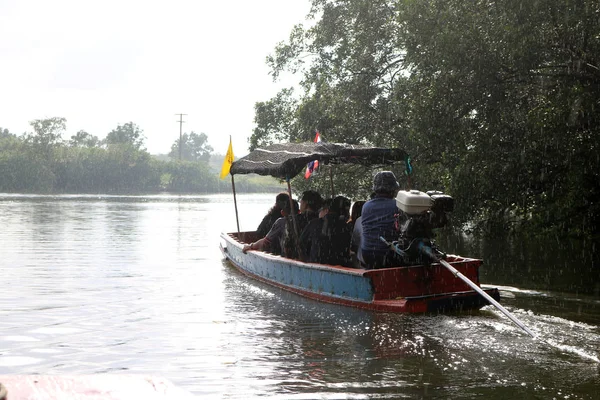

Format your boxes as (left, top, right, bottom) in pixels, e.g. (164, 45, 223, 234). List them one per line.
(175, 113, 187, 160)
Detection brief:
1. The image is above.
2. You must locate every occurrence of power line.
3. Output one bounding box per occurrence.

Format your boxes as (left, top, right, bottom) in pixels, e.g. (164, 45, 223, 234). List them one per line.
(175, 113, 187, 160)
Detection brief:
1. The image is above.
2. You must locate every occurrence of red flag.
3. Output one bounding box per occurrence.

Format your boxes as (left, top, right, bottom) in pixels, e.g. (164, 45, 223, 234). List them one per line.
(304, 131, 322, 179)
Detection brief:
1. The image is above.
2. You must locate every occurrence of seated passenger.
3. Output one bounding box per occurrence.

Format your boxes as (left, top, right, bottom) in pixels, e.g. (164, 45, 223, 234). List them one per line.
(244, 199, 299, 255)
(318, 198, 331, 218)
(299, 198, 331, 260)
(359, 171, 401, 269)
(299, 190, 322, 225)
(348, 200, 366, 267)
(300, 196, 352, 266)
(282, 190, 322, 259)
(256, 192, 289, 238)
(337, 195, 351, 222)
(348, 200, 365, 228)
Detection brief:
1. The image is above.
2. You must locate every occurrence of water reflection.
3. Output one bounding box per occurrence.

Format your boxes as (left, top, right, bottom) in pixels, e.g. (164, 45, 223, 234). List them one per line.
(221, 262, 600, 399)
(0, 194, 598, 399)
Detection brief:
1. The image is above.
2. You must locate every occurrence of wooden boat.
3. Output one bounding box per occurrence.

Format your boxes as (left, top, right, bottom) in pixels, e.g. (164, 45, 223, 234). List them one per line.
(220, 142, 500, 313)
(220, 231, 499, 313)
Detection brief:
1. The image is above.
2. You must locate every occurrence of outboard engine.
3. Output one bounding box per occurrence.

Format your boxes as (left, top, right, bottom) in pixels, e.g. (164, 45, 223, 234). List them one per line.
(392, 190, 454, 264)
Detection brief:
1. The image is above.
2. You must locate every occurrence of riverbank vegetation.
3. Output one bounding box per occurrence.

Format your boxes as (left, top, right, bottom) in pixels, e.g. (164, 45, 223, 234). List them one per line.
(0, 118, 283, 194)
(251, 0, 600, 238)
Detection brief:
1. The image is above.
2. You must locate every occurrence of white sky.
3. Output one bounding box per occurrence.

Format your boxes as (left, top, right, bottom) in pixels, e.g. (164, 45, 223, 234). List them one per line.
(0, 0, 309, 156)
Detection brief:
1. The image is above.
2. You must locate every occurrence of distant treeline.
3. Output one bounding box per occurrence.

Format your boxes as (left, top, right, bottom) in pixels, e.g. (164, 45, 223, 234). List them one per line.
(0, 118, 283, 194)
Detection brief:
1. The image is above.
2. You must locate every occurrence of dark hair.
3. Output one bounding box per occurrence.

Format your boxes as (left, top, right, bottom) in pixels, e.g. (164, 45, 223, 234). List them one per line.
(301, 190, 323, 211)
(282, 198, 299, 215)
(319, 198, 332, 213)
(275, 192, 290, 207)
(349, 200, 366, 222)
(268, 192, 290, 216)
(330, 196, 351, 218)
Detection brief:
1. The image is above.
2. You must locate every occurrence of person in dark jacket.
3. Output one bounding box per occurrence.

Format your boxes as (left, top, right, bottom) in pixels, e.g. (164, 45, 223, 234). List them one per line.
(359, 171, 401, 269)
(300, 196, 352, 266)
(348, 200, 366, 267)
(282, 190, 322, 259)
(299, 198, 330, 261)
(256, 192, 290, 238)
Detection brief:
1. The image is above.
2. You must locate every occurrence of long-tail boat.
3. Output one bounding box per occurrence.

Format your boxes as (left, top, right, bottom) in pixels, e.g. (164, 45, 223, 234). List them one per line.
(219, 142, 500, 313)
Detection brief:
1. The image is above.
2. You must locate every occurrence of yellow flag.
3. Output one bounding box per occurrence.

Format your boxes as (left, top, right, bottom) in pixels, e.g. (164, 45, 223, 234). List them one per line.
(219, 138, 234, 179)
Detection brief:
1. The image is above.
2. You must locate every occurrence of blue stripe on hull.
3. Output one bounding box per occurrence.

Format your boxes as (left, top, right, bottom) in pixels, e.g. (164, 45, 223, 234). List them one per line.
(224, 237, 374, 302)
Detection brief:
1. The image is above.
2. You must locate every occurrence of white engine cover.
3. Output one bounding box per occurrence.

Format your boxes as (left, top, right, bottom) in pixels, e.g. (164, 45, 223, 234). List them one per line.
(395, 190, 432, 214)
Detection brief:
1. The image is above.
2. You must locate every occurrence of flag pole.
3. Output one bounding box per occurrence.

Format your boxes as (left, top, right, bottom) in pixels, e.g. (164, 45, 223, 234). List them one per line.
(231, 173, 240, 236)
(220, 135, 240, 238)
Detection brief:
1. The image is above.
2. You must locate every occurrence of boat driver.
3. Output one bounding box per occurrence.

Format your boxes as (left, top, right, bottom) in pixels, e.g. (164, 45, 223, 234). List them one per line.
(359, 171, 401, 269)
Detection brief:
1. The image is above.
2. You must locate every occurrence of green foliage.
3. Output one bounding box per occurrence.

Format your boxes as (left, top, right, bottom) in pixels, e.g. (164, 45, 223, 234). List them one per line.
(252, 0, 600, 238)
(0, 127, 14, 139)
(1, 118, 283, 195)
(209, 153, 288, 193)
(251, 89, 298, 151)
(292, 164, 372, 201)
(259, 0, 409, 148)
(69, 130, 100, 148)
(25, 117, 67, 159)
(398, 0, 600, 235)
(169, 131, 214, 162)
(164, 160, 218, 192)
(0, 142, 56, 193)
(92, 144, 160, 192)
(104, 122, 145, 150)
(0, 118, 230, 194)
(0, 128, 21, 152)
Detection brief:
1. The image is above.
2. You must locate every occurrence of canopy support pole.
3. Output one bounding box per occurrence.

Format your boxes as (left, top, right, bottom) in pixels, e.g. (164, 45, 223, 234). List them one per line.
(329, 165, 335, 198)
(231, 174, 240, 237)
(286, 178, 304, 261)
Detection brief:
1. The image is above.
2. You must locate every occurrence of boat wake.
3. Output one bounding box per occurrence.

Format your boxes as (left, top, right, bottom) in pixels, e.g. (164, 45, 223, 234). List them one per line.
(481, 304, 600, 364)
(541, 338, 600, 363)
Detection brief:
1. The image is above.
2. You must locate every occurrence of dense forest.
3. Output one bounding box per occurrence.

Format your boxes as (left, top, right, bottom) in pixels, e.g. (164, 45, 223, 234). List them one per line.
(251, 0, 600, 238)
(0, 118, 282, 194)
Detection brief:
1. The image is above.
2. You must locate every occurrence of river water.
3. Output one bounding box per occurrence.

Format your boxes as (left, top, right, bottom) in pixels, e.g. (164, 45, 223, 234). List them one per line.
(0, 193, 598, 399)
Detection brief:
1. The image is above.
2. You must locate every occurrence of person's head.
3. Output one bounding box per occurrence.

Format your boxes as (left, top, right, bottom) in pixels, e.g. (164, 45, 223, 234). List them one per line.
(281, 198, 300, 216)
(349, 200, 366, 222)
(318, 198, 332, 218)
(273, 192, 290, 212)
(300, 190, 322, 213)
(330, 196, 351, 219)
(372, 171, 400, 198)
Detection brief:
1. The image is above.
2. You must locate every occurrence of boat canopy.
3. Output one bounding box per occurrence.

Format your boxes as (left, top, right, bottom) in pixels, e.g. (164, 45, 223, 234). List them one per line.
(230, 142, 408, 179)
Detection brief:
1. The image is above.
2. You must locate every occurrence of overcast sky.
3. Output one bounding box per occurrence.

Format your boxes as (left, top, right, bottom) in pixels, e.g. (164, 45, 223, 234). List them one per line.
(0, 0, 309, 156)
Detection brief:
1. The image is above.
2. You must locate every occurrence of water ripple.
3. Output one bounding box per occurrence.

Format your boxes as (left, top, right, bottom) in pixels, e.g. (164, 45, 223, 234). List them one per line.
(0, 195, 598, 399)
